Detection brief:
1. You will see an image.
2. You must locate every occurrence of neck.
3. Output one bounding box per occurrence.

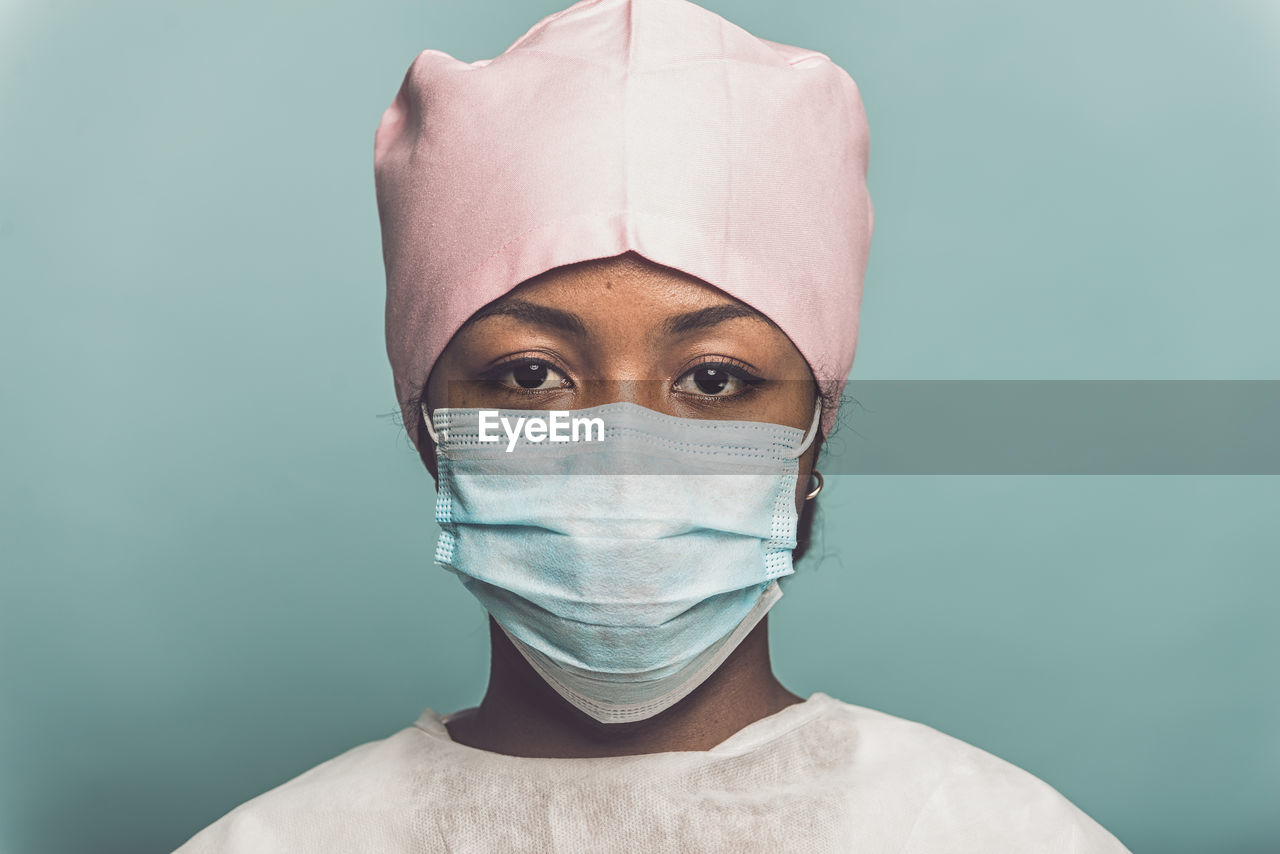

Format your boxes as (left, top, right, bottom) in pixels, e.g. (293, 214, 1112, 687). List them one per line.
(444, 615, 804, 758)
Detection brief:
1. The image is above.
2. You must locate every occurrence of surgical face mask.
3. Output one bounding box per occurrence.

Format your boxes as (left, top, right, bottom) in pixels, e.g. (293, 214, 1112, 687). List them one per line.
(421, 400, 821, 724)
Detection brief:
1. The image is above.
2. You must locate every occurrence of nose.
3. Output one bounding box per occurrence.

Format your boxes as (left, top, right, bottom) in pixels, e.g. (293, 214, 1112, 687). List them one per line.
(573, 377, 671, 414)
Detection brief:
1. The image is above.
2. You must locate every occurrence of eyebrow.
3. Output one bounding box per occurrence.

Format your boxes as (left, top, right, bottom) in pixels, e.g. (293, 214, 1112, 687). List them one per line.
(462, 297, 770, 338)
(464, 299, 589, 337)
(661, 304, 770, 336)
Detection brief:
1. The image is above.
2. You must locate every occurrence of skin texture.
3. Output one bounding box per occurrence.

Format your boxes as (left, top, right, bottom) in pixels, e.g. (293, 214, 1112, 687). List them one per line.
(421, 251, 823, 758)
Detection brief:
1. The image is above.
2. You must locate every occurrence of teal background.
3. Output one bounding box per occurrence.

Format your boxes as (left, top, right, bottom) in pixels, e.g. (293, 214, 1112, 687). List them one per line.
(1, 0, 1277, 851)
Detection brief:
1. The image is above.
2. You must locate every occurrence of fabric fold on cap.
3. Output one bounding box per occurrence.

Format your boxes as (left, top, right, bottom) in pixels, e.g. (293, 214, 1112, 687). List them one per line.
(375, 0, 874, 450)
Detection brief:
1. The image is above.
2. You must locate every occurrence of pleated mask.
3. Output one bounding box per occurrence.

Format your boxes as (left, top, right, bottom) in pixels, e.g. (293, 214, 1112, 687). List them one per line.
(422, 400, 821, 724)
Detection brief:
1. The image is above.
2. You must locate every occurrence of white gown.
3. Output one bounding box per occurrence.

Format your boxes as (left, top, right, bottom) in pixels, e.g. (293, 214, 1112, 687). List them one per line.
(174, 692, 1131, 853)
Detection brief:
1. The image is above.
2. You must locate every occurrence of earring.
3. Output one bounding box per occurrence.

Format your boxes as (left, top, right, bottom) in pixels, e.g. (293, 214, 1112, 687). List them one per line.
(804, 470, 824, 501)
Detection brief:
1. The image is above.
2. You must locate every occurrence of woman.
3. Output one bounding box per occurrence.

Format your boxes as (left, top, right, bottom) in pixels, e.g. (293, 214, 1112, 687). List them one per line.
(177, 0, 1132, 850)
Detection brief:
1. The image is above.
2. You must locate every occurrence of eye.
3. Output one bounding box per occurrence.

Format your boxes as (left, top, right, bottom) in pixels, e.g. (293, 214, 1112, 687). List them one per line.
(491, 358, 571, 391)
(673, 361, 762, 397)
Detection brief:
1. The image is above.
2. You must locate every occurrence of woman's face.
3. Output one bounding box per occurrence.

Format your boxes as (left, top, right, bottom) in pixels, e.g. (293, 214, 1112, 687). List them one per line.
(424, 252, 821, 512)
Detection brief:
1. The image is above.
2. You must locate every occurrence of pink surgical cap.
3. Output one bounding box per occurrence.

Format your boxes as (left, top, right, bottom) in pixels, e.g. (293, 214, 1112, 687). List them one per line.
(375, 0, 873, 450)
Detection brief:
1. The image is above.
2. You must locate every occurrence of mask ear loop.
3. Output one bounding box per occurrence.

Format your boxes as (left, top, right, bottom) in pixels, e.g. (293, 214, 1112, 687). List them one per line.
(797, 400, 824, 499)
(793, 399, 823, 457)
(421, 401, 441, 445)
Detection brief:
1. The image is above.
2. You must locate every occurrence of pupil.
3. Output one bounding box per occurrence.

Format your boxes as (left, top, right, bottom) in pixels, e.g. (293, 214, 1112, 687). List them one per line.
(694, 367, 729, 394)
(513, 361, 547, 389)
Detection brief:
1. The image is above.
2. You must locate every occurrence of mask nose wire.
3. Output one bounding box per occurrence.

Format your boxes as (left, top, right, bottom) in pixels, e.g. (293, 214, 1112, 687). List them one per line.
(423, 399, 822, 453)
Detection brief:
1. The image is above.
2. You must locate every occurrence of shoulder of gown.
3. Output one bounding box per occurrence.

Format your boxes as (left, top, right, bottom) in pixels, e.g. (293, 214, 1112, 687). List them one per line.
(171, 723, 439, 853)
(815, 696, 1132, 854)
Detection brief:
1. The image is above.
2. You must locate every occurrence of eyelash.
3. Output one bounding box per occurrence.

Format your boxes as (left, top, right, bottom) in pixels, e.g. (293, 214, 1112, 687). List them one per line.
(480, 352, 572, 393)
(674, 357, 765, 397)
(479, 354, 766, 397)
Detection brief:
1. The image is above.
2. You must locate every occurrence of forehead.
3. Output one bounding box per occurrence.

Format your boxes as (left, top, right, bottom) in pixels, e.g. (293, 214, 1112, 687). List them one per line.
(472, 252, 774, 324)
